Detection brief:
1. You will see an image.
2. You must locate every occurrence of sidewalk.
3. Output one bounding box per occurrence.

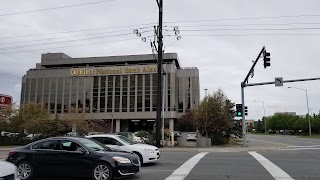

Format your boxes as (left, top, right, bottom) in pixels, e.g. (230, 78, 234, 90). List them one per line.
(160, 138, 288, 152)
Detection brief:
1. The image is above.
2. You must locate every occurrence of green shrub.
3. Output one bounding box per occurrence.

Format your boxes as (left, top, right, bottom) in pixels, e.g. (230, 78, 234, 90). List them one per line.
(0, 136, 45, 146)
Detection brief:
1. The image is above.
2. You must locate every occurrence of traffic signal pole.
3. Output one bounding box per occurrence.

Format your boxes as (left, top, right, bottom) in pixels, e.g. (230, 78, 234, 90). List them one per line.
(241, 83, 247, 146)
(241, 46, 266, 147)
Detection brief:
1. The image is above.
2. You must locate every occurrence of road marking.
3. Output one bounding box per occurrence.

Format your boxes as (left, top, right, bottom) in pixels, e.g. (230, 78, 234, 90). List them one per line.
(287, 140, 316, 144)
(141, 169, 173, 172)
(249, 151, 294, 180)
(247, 138, 289, 146)
(286, 145, 320, 148)
(279, 148, 320, 151)
(165, 152, 208, 180)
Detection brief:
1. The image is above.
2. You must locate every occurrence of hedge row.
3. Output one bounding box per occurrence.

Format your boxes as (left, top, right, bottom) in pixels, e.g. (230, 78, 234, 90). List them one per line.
(0, 136, 33, 146)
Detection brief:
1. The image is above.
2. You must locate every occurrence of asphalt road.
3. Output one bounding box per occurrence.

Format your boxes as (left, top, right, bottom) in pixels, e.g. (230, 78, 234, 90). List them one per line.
(247, 133, 320, 147)
(1, 134, 320, 180)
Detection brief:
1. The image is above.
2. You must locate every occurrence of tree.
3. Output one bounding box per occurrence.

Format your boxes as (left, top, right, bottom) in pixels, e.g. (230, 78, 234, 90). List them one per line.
(176, 110, 197, 132)
(0, 103, 18, 132)
(13, 102, 52, 134)
(62, 106, 97, 133)
(194, 89, 234, 145)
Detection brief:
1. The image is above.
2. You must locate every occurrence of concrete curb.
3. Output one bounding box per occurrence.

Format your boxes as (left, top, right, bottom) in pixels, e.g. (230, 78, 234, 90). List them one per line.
(159, 145, 286, 153)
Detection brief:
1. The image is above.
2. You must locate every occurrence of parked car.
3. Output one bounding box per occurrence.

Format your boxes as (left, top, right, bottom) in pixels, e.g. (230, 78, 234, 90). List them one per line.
(87, 132, 105, 136)
(186, 132, 197, 141)
(6, 137, 140, 180)
(0, 161, 20, 180)
(86, 134, 160, 164)
(114, 132, 147, 143)
(64, 132, 86, 137)
(24, 134, 42, 140)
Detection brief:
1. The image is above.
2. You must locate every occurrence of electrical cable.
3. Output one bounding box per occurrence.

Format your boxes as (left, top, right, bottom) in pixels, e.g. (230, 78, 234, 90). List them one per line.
(0, 38, 139, 55)
(0, 30, 154, 51)
(0, 0, 117, 17)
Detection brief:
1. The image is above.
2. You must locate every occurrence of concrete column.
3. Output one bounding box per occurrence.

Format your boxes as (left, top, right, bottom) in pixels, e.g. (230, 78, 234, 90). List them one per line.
(116, 119, 121, 132)
(97, 76, 101, 112)
(169, 119, 174, 134)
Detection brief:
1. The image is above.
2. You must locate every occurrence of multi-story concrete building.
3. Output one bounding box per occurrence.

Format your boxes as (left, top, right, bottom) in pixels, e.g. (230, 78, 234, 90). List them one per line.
(20, 53, 200, 134)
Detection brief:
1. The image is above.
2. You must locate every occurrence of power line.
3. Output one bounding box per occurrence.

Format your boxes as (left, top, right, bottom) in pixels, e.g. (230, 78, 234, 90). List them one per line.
(0, 23, 155, 40)
(0, 38, 139, 55)
(0, 27, 154, 46)
(0, 31, 153, 51)
(0, 0, 117, 17)
(182, 33, 320, 37)
(164, 14, 320, 24)
(175, 22, 320, 28)
(180, 27, 320, 32)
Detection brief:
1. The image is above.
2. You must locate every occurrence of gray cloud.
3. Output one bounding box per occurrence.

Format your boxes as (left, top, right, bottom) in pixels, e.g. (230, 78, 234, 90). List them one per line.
(1, 0, 320, 119)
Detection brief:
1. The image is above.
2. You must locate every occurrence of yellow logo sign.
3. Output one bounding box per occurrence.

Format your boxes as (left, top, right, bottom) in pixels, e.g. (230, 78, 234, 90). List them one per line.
(70, 66, 157, 76)
(71, 69, 79, 76)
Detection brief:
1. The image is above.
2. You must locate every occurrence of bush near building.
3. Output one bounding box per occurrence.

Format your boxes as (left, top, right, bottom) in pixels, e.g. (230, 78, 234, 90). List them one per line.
(175, 89, 235, 145)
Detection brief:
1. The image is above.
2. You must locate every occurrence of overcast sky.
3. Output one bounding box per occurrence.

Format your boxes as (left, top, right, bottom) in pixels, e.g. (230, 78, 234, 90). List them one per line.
(1, 0, 320, 120)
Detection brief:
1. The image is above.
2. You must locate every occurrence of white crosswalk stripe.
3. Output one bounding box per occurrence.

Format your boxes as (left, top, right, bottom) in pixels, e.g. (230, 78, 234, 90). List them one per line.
(249, 151, 294, 180)
(165, 152, 208, 180)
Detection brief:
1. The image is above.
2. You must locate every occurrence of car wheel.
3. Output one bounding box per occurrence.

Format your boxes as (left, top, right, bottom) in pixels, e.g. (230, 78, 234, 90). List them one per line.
(92, 162, 113, 180)
(133, 152, 143, 165)
(17, 161, 34, 180)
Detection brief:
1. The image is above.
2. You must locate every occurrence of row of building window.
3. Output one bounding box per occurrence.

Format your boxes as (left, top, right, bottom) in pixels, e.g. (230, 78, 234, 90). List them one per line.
(21, 74, 195, 114)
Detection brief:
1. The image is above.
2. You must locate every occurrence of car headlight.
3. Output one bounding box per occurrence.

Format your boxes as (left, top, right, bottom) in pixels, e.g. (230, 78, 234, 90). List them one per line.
(144, 148, 155, 153)
(113, 157, 131, 164)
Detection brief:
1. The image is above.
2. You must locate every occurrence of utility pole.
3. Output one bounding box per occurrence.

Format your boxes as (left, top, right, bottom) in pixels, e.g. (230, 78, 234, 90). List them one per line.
(162, 72, 166, 146)
(156, 0, 163, 148)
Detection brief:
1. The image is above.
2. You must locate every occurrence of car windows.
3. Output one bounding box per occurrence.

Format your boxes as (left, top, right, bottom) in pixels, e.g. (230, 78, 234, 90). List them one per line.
(79, 138, 109, 151)
(92, 137, 121, 145)
(105, 137, 122, 145)
(32, 140, 58, 150)
(91, 137, 103, 144)
(60, 140, 83, 152)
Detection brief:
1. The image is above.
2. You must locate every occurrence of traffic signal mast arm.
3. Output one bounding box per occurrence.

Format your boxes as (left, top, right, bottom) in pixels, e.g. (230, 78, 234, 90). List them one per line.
(242, 46, 265, 87)
(246, 77, 320, 87)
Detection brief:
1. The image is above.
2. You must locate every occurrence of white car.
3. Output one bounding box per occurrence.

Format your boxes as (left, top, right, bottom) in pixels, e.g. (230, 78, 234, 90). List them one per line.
(187, 132, 197, 141)
(86, 134, 160, 164)
(0, 161, 20, 180)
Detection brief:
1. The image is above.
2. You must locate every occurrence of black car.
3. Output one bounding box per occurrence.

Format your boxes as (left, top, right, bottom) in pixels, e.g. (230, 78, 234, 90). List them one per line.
(6, 137, 140, 180)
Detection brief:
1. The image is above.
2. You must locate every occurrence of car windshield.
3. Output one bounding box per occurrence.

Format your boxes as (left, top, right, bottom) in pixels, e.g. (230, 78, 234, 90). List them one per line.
(118, 135, 135, 145)
(79, 138, 111, 151)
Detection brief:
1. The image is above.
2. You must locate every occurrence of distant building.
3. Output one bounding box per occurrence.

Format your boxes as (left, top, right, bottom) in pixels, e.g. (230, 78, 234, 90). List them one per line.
(246, 119, 254, 126)
(20, 53, 200, 133)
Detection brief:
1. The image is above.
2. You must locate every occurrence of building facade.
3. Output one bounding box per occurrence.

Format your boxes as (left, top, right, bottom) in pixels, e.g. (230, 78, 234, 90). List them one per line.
(21, 53, 200, 133)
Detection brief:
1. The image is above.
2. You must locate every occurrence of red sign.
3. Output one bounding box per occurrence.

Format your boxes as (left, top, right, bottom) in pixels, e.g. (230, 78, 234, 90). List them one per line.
(0, 94, 12, 108)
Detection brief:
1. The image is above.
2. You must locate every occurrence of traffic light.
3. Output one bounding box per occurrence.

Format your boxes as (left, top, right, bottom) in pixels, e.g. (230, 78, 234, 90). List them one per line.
(245, 106, 248, 116)
(263, 50, 271, 68)
(236, 104, 242, 117)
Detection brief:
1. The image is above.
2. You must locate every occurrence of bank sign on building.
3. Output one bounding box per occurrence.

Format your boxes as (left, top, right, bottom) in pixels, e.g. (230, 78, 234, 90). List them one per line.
(21, 53, 199, 134)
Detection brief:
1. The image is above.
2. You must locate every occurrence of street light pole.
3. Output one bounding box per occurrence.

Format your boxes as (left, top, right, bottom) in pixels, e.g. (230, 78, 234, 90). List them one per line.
(305, 90, 311, 136)
(288, 87, 312, 136)
(205, 89, 208, 138)
(254, 100, 266, 133)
